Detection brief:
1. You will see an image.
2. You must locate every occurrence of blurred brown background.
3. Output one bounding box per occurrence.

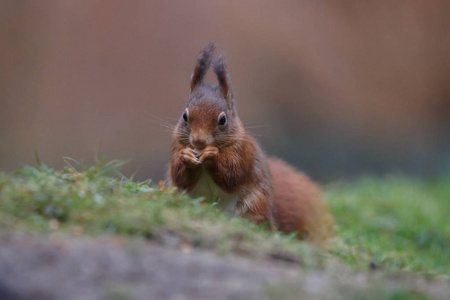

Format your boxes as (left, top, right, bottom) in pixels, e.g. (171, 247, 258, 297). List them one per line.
(1, 1, 449, 181)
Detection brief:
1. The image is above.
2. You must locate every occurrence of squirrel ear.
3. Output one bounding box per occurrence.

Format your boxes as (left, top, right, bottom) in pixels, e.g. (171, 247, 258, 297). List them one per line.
(190, 42, 215, 92)
(213, 55, 233, 109)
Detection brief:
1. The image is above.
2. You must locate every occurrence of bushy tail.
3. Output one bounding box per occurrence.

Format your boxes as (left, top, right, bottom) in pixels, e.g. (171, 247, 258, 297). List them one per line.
(269, 157, 334, 244)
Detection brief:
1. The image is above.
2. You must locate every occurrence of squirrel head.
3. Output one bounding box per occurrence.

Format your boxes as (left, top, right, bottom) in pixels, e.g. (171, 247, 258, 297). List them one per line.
(174, 43, 243, 151)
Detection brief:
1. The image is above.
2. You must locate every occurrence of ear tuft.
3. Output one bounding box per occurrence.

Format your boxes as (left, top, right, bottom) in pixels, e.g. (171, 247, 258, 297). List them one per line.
(213, 55, 233, 108)
(190, 42, 215, 91)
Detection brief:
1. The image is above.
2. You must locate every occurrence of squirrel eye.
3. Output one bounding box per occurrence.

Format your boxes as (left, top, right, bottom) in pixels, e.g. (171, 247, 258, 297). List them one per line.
(218, 114, 227, 126)
(182, 109, 188, 122)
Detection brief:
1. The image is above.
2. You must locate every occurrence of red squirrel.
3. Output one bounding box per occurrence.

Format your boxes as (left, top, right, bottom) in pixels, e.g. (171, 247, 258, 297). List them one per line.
(169, 43, 333, 242)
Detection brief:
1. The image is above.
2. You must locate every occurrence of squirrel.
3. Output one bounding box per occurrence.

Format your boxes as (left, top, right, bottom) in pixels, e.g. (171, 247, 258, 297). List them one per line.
(169, 43, 333, 242)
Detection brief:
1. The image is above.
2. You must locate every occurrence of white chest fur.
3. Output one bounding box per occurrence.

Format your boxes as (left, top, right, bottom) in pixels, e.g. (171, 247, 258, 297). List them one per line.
(189, 167, 239, 215)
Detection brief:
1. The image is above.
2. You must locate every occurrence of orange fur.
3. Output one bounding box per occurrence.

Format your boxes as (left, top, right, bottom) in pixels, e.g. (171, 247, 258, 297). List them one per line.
(168, 43, 333, 242)
(269, 158, 333, 242)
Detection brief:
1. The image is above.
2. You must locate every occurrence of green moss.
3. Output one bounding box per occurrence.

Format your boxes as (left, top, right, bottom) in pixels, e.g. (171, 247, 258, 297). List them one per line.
(1, 162, 449, 277)
(0, 162, 323, 267)
(326, 175, 450, 276)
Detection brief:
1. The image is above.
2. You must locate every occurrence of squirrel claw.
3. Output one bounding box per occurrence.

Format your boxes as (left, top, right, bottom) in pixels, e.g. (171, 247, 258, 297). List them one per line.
(179, 147, 201, 166)
(198, 146, 219, 163)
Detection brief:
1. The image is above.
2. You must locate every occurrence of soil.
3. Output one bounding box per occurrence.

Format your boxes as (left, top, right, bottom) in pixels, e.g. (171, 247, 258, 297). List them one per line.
(0, 234, 448, 300)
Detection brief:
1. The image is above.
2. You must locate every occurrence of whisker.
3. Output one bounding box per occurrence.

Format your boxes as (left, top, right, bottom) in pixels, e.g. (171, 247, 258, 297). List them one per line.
(144, 112, 181, 129)
(244, 125, 267, 129)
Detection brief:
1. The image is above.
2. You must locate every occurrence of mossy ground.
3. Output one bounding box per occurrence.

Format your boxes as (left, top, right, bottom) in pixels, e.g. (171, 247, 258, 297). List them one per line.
(326, 176, 450, 276)
(0, 161, 449, 299)
(0, 161, 322, 266)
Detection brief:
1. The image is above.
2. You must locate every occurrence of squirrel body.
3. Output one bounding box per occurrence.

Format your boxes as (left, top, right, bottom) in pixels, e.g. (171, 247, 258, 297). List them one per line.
(169, 44, 333, 242)
(190, 165, 239, 214)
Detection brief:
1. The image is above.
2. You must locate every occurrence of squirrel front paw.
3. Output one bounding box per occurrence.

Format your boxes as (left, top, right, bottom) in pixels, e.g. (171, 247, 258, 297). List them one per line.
(198, 146, 219, 164)
(179, 147, 201, 167)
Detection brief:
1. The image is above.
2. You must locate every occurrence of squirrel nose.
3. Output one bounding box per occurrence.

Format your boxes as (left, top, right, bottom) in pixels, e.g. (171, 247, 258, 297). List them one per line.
(192, 139, 207, 150)
(191, 129, 209, 150)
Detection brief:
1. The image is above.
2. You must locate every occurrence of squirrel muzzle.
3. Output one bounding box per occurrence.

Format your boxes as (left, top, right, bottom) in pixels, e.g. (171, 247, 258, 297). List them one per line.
(190, 129, 210, 150)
